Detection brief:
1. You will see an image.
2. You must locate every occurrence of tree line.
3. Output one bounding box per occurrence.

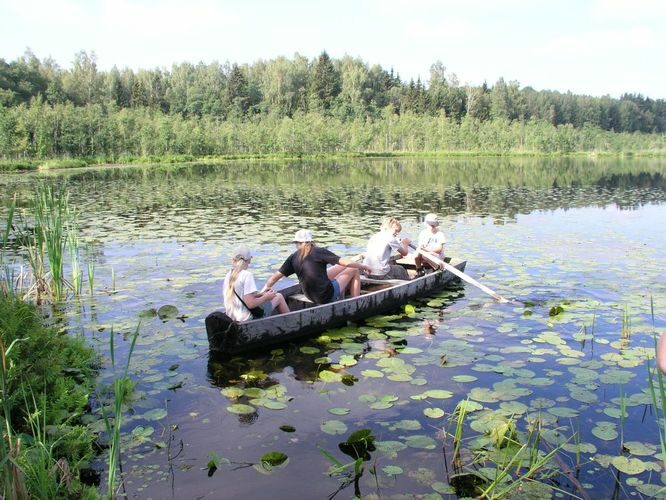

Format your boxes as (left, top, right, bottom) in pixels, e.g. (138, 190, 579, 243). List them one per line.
(0, 50, 665, 159)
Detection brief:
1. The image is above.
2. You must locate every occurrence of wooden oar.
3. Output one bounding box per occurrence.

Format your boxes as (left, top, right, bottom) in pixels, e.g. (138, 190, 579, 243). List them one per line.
(409, 244, 510, 303)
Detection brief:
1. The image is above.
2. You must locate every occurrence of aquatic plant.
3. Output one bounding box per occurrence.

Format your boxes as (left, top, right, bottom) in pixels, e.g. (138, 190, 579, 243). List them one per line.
(98, 324, 140, 499)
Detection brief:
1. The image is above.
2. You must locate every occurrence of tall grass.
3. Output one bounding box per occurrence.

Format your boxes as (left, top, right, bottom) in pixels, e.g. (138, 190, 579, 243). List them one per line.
(98, 324, 140, 498)
(0, 194, 17, 298)
(0, 337, 28, 499)
(32, 186, 69, 302)
(67, 217, 82, 296)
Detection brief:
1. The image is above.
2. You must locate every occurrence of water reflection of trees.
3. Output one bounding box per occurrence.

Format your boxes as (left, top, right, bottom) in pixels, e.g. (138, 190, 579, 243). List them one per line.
(2, 158, 665, 224)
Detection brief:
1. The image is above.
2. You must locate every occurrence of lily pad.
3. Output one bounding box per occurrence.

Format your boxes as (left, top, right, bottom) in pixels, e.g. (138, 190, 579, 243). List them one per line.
(611, 456, 647, 475)
(157, 305, 178, 319)
(227, 404, 256, 415)
(320, 419, 348, 435)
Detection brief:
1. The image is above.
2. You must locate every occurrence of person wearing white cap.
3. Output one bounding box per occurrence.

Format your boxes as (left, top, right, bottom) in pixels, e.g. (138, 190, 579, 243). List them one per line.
(262, 229, 373, 304)
(223, 246, 289, 322)
(415, 213, 446, 276)
(363, 217, 411, 280)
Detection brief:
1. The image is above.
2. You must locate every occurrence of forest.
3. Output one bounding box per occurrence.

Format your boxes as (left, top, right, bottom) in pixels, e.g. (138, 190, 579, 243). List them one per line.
(1, 50, 665, 160)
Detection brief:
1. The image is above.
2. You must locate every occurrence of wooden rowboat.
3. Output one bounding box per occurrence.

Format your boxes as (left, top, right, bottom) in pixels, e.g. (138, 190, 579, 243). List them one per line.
(206, 257, 466, 354)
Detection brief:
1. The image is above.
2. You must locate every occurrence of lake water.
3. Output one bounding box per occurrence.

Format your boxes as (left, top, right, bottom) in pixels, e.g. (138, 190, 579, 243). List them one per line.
(2, 157, 666, 498)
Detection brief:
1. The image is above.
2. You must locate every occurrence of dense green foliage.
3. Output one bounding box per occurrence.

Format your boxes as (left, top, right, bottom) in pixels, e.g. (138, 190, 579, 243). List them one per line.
(0, 50, 665, 161)
(0, 295, 99, 498)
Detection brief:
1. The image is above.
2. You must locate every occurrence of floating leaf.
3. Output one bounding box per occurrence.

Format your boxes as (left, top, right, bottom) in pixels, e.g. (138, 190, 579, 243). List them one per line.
(328, 407, 351, 416)
(279, 425, 295, 433)
(142, 408, 167, 421)
(423, 389, 453, 399)
(452, 375, 478, 383)
(157, 305, 178, 319)
(261, 451, 288, 467)
(361, 369, 384, 378)
(300, 346, 320, 354)
(424, 407, 444, 419)
(611, 456, 647, 475)
(592, 422, 618, 441)
(319, 370, 342, 383)
(405, 435, 437, 450)
(227, 404, 256, 415)
(383, 465, 404, 475)
(320, 420, 348, 435)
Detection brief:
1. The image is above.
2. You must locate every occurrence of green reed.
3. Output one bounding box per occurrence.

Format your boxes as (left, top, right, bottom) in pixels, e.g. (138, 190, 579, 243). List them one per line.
(32, 185, 69, 302)
(85, 244, 95, 295)
(67, 217, 82, 296)
(0, 194, 17, 297)
(0, 337, 27, 499)
(98, 323, 140, 499)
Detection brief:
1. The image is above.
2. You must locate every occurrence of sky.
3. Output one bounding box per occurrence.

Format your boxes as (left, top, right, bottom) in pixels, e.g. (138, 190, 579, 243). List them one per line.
(2, 0, 665, 99)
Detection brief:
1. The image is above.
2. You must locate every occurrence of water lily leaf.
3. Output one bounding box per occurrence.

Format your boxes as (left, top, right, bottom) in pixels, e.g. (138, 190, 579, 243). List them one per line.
(383, 465, 404, 476)
(328, 407, 350, 416)
(423, 389, 454, 399)
(432, 481, 456, 494)
(157, 305, 178, 319)
(319, 370, 342, 383)
(320, 420, 348, 435)
(391, 420, 422, 431)
(227, 404, 256, 415)
(452, 375, 478, 383)
(279, 425, 295, 432)
(592, 422, 618, 441)
(262, 400, 288, 410)
(338, 354, 357, 367)
(361, 369, 384, 378)
(611, 456, 646, 475)
(548, 407, 579, 418)
(244, 387, 266, 398)
(405, 435, 437, 450)
(375, 440, 407, 458)
(623, 441, 657, 456)
(142, 408, 167, 421)
(404, 304, 416, 315)
(261, 451, 288, 467)
(424, 407, 444, 419)
(314, 356, 332, 364)
(300, 346, 320, 354)
(139, 308, 157, 318)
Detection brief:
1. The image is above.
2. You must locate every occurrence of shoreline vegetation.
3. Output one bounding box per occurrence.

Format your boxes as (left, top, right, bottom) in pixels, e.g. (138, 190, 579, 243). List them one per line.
(0, 113, 664, 173)
(2, 51, 666, 171)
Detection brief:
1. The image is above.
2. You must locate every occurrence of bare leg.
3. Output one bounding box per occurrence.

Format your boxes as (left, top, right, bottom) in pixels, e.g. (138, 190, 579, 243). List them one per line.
(414, 254, 423, 269)
(333, 268, 361, 298)
(271, 293, 289, 314)
(327, 264, 347, 280)
(421, 253, 444, 270)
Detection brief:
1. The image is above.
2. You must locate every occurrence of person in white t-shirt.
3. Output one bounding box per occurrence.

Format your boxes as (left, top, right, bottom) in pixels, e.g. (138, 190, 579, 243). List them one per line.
(363, 217, 410, 280)
(415, 213, 446, 276)
(223, 246, 289, 322)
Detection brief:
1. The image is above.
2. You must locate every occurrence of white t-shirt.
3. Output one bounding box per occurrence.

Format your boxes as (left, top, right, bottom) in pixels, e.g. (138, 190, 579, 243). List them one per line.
(364, 230, 404, 275)
(418, 229, 446, 258)
(223, 269, 257, 322)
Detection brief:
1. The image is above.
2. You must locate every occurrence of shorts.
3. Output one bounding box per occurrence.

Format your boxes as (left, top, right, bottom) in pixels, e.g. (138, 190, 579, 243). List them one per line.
(330, 279, 341, 302)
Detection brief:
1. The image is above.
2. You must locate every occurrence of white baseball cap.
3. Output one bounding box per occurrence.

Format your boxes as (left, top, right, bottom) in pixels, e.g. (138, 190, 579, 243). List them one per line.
(293, 229, 314, 242)
(424, 213, 439, 226)
(232, 246, 252, 261)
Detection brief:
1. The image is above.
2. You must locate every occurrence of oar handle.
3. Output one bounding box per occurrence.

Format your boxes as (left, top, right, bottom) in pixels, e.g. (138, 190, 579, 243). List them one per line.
(409, 243, 509, 303)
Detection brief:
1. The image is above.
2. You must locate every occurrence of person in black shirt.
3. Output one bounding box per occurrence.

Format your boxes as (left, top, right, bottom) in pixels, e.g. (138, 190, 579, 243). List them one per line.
(262, 229, 372, 304)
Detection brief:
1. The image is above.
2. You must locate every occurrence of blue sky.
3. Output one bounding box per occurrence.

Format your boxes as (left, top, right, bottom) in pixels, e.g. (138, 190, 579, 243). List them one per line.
(3, 0, 665, 99)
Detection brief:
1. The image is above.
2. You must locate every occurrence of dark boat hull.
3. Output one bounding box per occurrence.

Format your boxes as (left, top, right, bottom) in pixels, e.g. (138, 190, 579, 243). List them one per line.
(207, 257, 466, 354)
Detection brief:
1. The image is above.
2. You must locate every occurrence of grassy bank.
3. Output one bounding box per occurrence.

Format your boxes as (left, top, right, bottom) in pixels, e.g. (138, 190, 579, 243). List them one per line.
(0, 295, 100, 498)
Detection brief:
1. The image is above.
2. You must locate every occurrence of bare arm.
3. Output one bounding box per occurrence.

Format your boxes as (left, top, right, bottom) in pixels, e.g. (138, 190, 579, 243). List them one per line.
(243, 289, 276, 308)
(261, 271, 284, 293)
(338, 257, 373, 273)
(397, 237, 411, 256)
(658, 332, 666, 374)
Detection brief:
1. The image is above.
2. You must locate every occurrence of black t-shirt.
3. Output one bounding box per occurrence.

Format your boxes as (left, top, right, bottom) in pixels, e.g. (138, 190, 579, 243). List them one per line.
(279, 246, 340, 304)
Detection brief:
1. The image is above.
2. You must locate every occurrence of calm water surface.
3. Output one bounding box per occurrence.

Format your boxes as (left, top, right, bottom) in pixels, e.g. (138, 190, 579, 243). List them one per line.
(2, 157, 666, 499)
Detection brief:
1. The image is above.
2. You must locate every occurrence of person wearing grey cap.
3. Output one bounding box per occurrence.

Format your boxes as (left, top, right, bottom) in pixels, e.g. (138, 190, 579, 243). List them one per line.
(223, 246, 289, 322)
(415, 213, 446, 276)
(262, 229, 373, 304)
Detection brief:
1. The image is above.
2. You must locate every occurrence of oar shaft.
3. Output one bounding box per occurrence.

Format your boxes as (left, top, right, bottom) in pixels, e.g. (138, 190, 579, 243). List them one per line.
(410, 244, 509, 303)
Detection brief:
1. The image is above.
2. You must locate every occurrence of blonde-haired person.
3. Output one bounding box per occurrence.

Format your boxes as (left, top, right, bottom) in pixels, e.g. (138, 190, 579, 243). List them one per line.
(363, 217, 411, 280)
(262, 229, 373, 304)
(415, 213, 446, 276)
(223, 246, 289, 322)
